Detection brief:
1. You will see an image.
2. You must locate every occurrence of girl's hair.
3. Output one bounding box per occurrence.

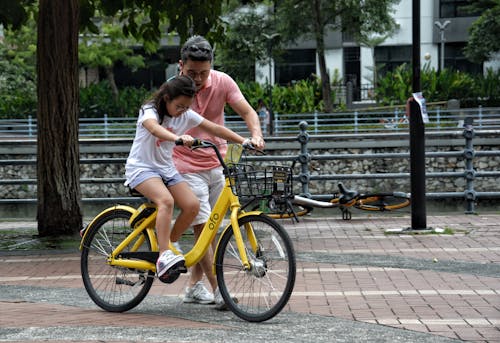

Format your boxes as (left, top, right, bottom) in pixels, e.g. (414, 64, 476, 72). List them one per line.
(144, 75, 196, 124)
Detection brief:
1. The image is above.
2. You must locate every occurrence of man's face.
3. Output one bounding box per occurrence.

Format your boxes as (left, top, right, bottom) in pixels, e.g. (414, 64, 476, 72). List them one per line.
(179, 59, 211, 91)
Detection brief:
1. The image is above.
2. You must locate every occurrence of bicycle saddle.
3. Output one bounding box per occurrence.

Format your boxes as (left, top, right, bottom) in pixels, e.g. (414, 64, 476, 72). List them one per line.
(337, 183, 359, 204)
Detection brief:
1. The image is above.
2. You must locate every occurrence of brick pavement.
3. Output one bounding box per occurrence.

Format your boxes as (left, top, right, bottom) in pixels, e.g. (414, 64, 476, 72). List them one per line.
(0, 213, 499, 342)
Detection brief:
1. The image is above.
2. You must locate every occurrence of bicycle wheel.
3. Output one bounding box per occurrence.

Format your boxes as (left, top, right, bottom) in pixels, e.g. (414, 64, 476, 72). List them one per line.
(355, 192, 410, 211)
(251, 197, 313, 219)
(215, 214, 296, 322)
(81, 208, 155, 312)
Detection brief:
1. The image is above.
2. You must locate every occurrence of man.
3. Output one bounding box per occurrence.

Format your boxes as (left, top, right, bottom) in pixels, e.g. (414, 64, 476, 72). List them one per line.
(173, 35, 265, 309)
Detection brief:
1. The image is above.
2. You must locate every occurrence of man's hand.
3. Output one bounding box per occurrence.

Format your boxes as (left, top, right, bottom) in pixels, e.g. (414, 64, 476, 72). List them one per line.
(250, 136, 265, 150)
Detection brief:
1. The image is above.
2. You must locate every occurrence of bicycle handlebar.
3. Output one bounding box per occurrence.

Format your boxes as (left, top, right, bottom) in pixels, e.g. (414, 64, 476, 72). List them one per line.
(174, 138, 262, 171)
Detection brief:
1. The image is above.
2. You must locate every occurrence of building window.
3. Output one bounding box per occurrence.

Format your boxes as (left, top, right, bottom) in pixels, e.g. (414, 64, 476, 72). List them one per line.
(374, 45, 412, 78)
(445, 42, 483, 74)
(439, 0, 481, 18)
(276, 49, 316, 85)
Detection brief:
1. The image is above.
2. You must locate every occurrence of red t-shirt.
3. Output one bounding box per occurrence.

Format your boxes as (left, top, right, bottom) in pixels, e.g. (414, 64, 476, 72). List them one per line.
(173, 70, 244, 173)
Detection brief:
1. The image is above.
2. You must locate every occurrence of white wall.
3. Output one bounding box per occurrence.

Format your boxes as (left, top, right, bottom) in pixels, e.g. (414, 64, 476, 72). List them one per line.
(322, 48, 343, 81)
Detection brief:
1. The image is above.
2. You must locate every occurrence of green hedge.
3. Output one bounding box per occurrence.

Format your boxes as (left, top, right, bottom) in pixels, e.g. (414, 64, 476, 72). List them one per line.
(1, 68, 499, 119)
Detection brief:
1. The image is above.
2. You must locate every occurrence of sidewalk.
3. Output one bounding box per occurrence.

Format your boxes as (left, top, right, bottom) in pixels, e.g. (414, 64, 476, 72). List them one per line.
(1, 213, 499, 342)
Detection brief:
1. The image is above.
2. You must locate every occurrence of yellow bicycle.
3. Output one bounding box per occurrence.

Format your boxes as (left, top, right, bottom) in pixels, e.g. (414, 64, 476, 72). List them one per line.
(79, 140, 296, 322)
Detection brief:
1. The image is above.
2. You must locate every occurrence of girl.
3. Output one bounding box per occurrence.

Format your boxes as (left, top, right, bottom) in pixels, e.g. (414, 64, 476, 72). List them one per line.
(124, 75, 247, 283)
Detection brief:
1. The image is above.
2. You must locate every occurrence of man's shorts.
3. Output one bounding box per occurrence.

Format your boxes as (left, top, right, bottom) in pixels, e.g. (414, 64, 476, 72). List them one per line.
(182, 167, 224, 226)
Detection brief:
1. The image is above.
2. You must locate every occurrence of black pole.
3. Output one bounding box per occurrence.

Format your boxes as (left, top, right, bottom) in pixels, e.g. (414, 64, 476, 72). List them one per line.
(409, 0, 428, 230)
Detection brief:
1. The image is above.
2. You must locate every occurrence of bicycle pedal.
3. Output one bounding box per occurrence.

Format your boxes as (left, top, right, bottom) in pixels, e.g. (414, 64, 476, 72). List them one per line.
(158, 261, 186, 284)
(158, 270, 180, 284)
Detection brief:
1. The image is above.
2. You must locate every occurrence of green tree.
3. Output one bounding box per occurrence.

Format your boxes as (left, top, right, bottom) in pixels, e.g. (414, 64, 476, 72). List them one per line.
(462, 0, 500, 63)
(216, 4, 278, 82)
(0, 7, 37, 117)
(0, 0, 233, 237)
(274, 0, 399, 112)
(79, 19, 146, 114)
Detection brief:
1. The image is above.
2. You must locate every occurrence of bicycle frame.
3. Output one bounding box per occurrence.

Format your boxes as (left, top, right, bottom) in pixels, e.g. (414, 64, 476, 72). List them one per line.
(80, 173, 260, 274)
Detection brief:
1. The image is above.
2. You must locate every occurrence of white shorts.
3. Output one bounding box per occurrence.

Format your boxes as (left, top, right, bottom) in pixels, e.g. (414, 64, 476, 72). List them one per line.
(182, 167, 224, 226)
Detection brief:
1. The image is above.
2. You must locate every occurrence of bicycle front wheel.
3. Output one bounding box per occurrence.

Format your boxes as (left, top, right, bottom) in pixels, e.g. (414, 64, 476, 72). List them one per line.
(356, 193, 410, 211)
(215, 214, 296, 322)
(80, 208, 155, 312)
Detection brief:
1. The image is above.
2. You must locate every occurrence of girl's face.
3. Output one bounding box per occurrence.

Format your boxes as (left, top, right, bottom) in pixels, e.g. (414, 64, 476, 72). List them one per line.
(165, 95, 193, 117)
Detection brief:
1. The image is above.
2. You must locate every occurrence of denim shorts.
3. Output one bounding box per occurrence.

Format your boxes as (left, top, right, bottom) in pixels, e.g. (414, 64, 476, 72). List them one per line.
(128, 169, 185, 190)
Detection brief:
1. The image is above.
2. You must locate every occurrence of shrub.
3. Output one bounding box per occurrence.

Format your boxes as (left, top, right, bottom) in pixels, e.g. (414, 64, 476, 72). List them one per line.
(80, 81, 149, 117)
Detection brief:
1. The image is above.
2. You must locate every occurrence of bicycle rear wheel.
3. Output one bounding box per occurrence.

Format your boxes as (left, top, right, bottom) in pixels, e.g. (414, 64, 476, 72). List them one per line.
(80, 208, 155, 312)
(355, 192, 410, 211)
(252, 198, 313, 219)
(215, 214, 296, 322)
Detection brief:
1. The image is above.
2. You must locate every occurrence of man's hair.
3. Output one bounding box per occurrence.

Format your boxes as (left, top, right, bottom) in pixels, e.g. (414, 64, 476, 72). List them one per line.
(180, 35, 213, 62)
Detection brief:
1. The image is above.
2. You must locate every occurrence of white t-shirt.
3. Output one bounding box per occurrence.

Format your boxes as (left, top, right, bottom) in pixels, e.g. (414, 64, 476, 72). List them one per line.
(124, 104, 204, 186)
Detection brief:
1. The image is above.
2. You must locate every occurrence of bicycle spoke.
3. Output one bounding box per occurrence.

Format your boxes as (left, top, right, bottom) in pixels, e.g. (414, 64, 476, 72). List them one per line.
(81, 209, 155, 312)
(215, 215, 295, 322)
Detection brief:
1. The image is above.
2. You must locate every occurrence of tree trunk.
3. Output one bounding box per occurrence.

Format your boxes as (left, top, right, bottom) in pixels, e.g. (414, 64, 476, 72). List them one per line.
(312, 0, 332, 113)
(36, 0, 82, 236)
(105, 66, 122, 116)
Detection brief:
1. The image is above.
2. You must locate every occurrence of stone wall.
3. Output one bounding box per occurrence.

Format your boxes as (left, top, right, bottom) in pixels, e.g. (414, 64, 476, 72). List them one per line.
(1, 132, 499, 203)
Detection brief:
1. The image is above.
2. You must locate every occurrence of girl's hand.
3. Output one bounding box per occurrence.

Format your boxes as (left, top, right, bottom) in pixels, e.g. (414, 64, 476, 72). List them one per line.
(178, 135, 195, 146)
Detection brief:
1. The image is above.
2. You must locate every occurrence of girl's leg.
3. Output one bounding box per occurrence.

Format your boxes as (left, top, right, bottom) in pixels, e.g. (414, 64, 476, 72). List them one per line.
(168, 181, 200, 242)
(134, 177, 175, 253)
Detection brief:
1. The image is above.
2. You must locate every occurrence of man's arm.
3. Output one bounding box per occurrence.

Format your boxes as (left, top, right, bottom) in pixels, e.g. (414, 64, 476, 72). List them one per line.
(230, 98, 265, 149)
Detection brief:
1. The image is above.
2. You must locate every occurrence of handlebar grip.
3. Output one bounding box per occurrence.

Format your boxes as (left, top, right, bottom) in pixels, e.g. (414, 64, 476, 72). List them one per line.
(174, 138, 202, 146)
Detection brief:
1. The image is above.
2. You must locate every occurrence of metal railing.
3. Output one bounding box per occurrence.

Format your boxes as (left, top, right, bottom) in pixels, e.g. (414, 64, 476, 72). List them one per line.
(0, 119, 499, 214)
(1, 106, 498, 138)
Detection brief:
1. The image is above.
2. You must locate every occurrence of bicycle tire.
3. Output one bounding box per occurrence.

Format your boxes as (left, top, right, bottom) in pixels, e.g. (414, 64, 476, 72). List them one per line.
(81, 208, 155, 312)
(355, 193, 410, 211)
(215, 214, 296, 322)
(254, 203, 313, 219)
(250, 197, 313, 219)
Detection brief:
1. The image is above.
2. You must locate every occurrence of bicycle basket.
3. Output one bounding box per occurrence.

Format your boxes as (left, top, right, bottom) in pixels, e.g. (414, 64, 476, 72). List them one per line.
(228, 164, 293, 198)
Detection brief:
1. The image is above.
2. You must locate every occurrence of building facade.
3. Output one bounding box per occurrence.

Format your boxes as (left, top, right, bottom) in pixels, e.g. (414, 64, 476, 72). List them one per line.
(255, 0, 499, 101)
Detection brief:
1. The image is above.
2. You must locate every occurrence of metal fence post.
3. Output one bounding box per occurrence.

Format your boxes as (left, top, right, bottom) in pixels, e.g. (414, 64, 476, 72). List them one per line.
(314, 111, 318, 135)
(354, 111, 358, 134)
(436, 107, 441, 129)
(297, 121, 311, 197)
(28, 115, 33, 137)
(478, 105, 482, 128)
(104, 114, 109, 138)
(463, 117, 476, 214)
(274, 112, 279, 136)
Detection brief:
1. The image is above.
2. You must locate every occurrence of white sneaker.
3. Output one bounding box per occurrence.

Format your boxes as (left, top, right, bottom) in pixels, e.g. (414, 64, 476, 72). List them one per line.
(156, 250, 185, 279)
(183, 281, 214, 304)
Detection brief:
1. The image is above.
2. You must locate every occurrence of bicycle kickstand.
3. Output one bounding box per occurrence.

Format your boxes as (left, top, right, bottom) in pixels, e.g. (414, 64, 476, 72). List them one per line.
(286, 198, 300, 223)
(341, 207, 352, 220)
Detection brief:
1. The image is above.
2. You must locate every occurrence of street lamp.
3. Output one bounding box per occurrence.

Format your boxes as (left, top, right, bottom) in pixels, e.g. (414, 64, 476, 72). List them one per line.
(262, 33, 280, 135)
(434, 20, 450, 72)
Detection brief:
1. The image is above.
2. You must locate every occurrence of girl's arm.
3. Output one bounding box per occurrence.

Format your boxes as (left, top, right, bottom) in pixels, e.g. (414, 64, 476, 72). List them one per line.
(142, 118, 178, 142)
(198, 119, 246, 144)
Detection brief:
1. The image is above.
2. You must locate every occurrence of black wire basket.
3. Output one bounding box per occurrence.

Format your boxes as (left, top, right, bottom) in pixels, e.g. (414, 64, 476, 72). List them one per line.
(228, 164, 293, 198)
